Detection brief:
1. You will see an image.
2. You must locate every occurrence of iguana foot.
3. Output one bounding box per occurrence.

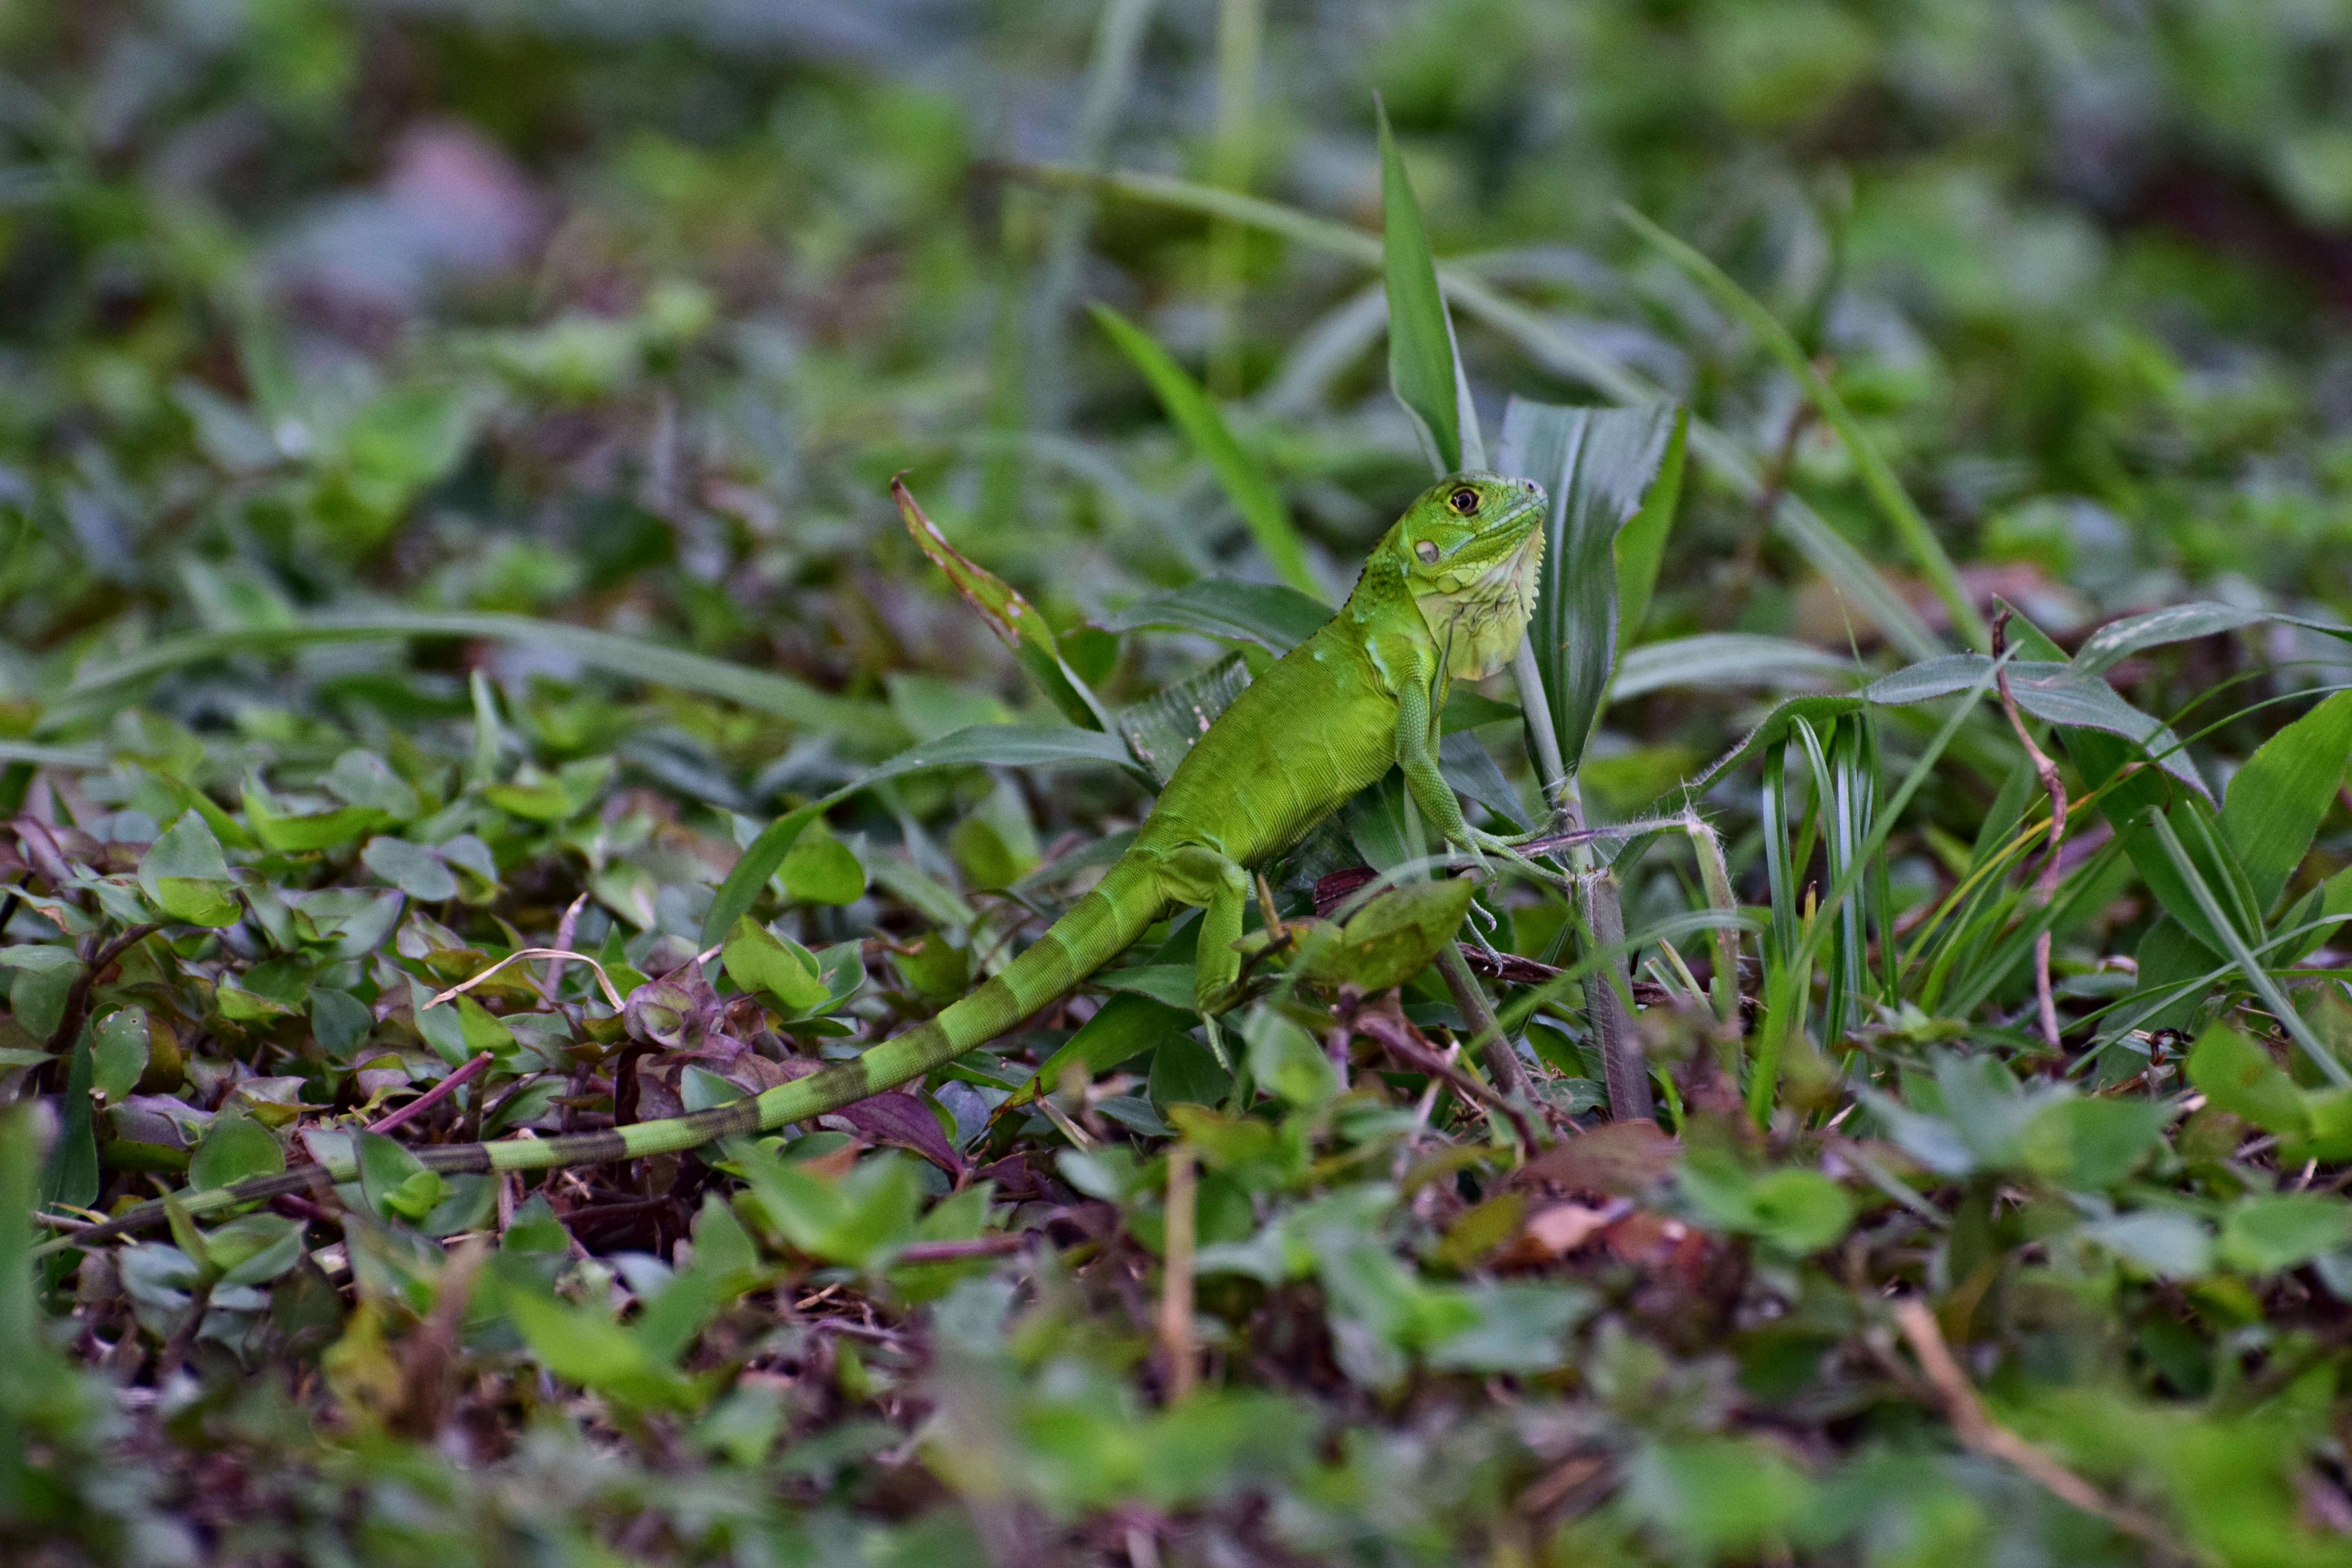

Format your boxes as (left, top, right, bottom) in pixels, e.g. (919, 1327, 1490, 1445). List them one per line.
(1193, 977, 1259, 1017)
(1463, 829, 1577, 892)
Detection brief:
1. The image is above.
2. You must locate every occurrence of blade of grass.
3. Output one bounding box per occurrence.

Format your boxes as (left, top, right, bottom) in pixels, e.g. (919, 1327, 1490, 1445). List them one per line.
(1377, 98, 1480, 473)
(2074, 910, 2352, 1059)
(1940, 838, 2131, 1018)
(1752, 658, 1998, 1121)
(1498, 398, 1680, 775)
(1205, 0, 1261, 398)
(1090, 305, 1319, 598)
(1684, 813, 1744, 1035)
(56, 612, 891, 742)
(1762, 739, 1796, 965)
(1026, 0, 1161, 434)
(0, 740, 105, 769)
(2144, 808, 2352, 1087)
(1613, 407, 1688, 651)
(1617, 203, 1987, 653)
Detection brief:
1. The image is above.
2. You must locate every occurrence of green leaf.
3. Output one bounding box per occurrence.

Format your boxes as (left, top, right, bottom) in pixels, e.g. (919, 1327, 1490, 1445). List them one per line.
(2283, 1087, 2352, 1164)
(890, 932, 970, 1005)
(2187, 1025, 2308, 1135)
(242, 775, 388, 852)
(1497, 398, 1682, 771)
(2221, 1194, 2352, 1274)
(355, 1130, 448, 1223)
(634, 1195, 764, 1365)
(500, 1271, 701, 1410)
(323, 748, 421, 816)
(1679, 1149, 1855, 1254)
(361, 836, 457, 902)
(190, 1109, 285, 1191)
(90, 1007, 151, 1103)
(2083, 1210, 2214, 1279)
(217, 977, 301, 1023)
(310, 987, 374, 1060)
(1149, 1034, 1233, 1112)
(322, 381, 483, 548)
(1863, 655, 2207, 800)
(892, 477, 1111, 731)
(2071, 601, 2352, 677)
(1626, 1437, 1818, 1559)
(1090, 305, 1318, 597)
(2018, 1096, 2171, 1191)
(704, 804, 822, 949)
(777, 819, 866, 906)
(1377, 97, 1477, 474)
(734, 1144, 924, 1269)
(722, 916, 830, 1016)
(2, 948, 77, 1040)
(1243, 1006, 1339, 1109)
(1008, 992, 1194, 1111)
(38, 1031, 98, 1215)
(1293, 878, 1475, 994)
(2217, 690, 2352, 911)
(138, 810, 241, 927)
(214, 1212, 306, 1286)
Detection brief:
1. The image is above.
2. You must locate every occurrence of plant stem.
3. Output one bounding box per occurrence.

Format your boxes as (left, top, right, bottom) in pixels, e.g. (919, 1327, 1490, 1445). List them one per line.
(1435, 941, 1534, 1114)
(1512, 634, 1648, 1120)
(1159, 1144, 1198, 1400)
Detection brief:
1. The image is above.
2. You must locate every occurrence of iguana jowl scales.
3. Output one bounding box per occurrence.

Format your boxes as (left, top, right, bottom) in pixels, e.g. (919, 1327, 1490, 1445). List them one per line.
(58, 472, 1547, 1246)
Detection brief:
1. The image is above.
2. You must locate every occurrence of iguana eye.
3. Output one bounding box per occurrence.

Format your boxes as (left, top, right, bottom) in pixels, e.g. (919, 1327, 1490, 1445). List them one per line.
(1415, 540, 1441, 564)
(1447, 486, 1480, 515)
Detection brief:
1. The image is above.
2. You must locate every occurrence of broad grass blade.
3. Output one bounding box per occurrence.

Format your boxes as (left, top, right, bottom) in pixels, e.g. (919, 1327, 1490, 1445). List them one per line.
(1610, 634, 1851, 702)
(59, 612, 886, 741)
(1613, 406, 1687, 650)
(1496, 398, 1679, 774)
(2216, 690, 2352, 911)
(1377, 98, 1479, 474)
(1090, 304, 1319, 597)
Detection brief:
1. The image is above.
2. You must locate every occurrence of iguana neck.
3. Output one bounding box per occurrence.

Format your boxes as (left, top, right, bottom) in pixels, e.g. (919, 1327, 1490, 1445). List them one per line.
(1412, 525, 1542, 679)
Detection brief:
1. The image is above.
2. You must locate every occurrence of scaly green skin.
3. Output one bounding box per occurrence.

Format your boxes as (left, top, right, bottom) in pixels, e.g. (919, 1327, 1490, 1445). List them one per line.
(51, 473, 1546, 1249)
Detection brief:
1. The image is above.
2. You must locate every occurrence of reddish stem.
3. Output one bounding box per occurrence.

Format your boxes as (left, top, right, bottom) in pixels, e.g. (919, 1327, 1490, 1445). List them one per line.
(368, 1051, 494, 1135)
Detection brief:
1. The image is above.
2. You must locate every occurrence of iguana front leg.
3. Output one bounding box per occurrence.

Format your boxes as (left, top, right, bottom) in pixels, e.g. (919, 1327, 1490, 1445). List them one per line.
(1394, 665, 1573, 889)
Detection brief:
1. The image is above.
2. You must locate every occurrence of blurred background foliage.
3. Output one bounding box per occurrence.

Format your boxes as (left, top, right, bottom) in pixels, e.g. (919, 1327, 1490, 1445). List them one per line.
(13, 2, 2352, 1564)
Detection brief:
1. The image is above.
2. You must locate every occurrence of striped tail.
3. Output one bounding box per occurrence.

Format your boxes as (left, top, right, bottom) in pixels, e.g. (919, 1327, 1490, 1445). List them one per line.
(39, 856, 1168, 1253)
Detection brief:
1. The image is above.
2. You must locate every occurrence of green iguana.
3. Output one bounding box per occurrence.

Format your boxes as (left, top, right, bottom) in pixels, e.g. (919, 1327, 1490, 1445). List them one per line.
(51, 471, 1547, 1248)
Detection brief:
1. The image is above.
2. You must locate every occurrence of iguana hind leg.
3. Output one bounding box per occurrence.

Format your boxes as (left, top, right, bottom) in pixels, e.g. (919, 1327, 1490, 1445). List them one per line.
(1158, 844, 1254, 1015)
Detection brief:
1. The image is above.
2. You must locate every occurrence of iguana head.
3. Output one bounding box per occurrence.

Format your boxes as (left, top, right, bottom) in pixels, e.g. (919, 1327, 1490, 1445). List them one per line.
(1381, 471, 1548, 679)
